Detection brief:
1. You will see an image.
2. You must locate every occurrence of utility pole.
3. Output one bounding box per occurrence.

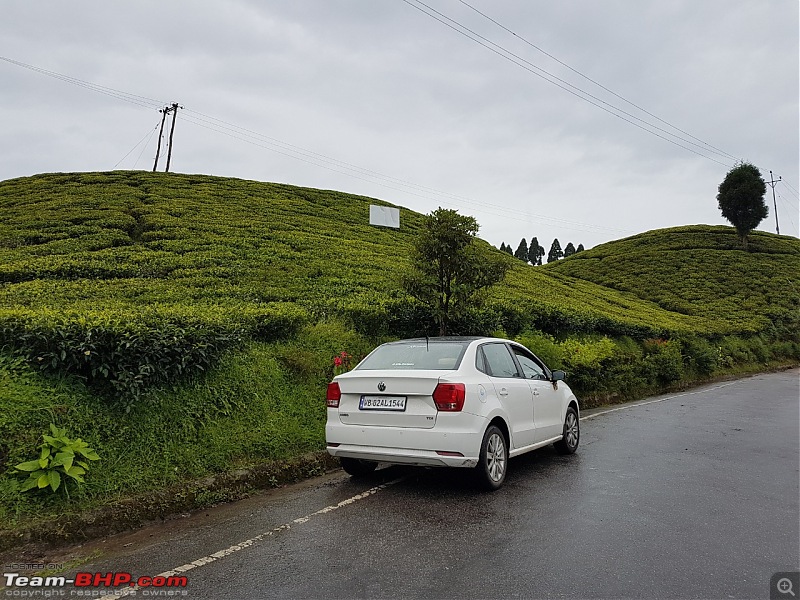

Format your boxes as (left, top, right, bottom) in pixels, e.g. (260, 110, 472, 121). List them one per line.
(165, 102, 181, 173)
(767, 170, 781, 235)
(152, 105, 172, 172)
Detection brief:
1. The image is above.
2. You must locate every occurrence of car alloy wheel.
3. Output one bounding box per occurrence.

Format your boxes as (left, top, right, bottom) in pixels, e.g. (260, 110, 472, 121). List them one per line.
(476, 425, 508, 490)
(555, 406, 580, 455)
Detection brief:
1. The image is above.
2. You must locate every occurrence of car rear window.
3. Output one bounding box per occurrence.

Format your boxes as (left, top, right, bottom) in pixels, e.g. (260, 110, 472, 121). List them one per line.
(356, 342, 469, 371)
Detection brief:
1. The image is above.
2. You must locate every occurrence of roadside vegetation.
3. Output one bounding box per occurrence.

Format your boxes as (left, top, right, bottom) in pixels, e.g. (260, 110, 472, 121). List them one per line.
(1, 171, 798, 545)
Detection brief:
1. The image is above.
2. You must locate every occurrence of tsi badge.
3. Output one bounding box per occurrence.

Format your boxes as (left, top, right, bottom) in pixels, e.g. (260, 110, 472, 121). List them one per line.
(772, 572, 800, 600)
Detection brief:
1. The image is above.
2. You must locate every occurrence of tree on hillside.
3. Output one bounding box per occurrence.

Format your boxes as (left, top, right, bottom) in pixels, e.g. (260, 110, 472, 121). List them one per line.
(547, 239, 563, 263)
(717, 162, 768, 249)
(563, 242, 576, 258)
(514, 238, 529, 262)
(528, 237, 545, 266)
(403, 208, 510, 336)
(503, 244, 513, 255)
(576, 243, 585, 253)
(499, 242, 508, 253)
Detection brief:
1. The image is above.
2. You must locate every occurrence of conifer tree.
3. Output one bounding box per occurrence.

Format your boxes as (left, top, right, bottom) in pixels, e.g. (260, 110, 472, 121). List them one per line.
(547, 238, 563, 263)
(514, 238, 529, 262)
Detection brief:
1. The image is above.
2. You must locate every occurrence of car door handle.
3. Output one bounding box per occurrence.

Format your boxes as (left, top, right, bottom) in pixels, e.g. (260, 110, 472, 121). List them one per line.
(499, 388, 509, 396)
(532, 389, 540, 396)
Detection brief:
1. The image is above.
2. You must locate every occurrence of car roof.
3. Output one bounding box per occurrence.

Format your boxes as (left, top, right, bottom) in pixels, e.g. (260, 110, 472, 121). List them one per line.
(385, 336, 509, 344)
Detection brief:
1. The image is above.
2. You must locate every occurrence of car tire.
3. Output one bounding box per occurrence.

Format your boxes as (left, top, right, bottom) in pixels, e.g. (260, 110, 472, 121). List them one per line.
(554, 406, 580, 455)
(475, 425, 508, 491)
(340, 457, 378, 478)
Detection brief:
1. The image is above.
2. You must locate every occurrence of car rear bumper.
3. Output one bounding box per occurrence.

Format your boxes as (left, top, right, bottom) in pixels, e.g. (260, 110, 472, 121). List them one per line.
(325, 410, 487, 468)
(327, 443, 479, 468)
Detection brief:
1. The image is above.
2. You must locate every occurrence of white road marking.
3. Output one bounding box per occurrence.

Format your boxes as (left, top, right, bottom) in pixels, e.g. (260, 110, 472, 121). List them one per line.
(105, 478, 403, 598)
(580, 380, 741, 421)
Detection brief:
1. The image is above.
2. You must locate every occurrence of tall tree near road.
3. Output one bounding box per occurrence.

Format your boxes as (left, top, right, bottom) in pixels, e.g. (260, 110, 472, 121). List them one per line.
(403, 208, 510, 336)
(547, 239, 563, 263)
(717, 162, 768, 249)
(514, 238, 529, 262)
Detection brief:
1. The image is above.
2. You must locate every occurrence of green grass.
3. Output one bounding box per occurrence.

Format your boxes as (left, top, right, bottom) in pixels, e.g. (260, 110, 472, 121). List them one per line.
(0, 170, 798, 536)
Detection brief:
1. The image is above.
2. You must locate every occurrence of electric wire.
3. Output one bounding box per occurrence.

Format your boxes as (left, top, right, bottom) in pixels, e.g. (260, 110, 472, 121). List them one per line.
(133, 124, 160, 170)
(0, 56, 164, 110)
(774, 190, 797, 233)
(177, 111, 630, 234)
(114, 121, 161, 169)
(1, 54, 628, 235)
(3, 54, 787, 239)
(180, 108, 633, 233)
(780, 179, 799, 199)
(401, 0, 734, 167)
(456, 0, 739, 162)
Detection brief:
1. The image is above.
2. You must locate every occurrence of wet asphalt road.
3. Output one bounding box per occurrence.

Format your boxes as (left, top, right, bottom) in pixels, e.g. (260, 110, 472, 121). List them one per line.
(14, 369, 800, 599)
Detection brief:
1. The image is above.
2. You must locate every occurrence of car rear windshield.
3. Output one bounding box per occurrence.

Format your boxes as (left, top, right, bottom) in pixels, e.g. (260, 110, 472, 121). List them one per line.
(356, 341, 469, 371)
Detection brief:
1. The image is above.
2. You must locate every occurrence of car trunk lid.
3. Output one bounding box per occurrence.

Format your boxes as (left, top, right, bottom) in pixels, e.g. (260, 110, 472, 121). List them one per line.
(336, 370, 446, 429)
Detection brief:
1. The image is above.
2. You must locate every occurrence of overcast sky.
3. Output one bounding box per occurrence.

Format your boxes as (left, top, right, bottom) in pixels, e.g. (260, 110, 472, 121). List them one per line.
(2, 1, 798, 251)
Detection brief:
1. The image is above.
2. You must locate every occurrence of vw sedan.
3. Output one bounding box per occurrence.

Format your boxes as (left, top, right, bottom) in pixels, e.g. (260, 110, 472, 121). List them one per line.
(325, 336, 580, 490)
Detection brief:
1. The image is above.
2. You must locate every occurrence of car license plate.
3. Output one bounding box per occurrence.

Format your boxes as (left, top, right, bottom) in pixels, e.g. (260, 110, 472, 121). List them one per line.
(359, 395, 407, 411)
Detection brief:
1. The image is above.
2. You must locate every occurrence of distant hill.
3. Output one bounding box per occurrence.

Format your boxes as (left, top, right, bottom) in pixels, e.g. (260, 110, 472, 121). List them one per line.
(545, 225, 800, 336)
(1, 171, 797, 340)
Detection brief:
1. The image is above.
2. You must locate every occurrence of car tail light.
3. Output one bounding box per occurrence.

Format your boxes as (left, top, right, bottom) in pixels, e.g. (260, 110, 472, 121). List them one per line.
(432, 382, 466, 411)
(326, 382, 341, 408)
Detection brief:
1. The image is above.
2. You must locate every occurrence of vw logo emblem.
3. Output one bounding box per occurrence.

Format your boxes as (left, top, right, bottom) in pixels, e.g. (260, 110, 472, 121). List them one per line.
(377, 381, 386, 392)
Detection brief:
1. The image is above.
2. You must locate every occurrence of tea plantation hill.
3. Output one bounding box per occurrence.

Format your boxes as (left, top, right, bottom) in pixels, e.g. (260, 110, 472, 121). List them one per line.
(2, 171, 796, 342)
(0, 170, 798, 544)
(545, 225, 800, 338)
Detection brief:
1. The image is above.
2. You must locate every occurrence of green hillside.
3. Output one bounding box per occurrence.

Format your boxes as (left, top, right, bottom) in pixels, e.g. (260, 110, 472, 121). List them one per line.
(545, 225, 800, 336)
(0, 171, 797, 540)
(3, 171, 794, 343)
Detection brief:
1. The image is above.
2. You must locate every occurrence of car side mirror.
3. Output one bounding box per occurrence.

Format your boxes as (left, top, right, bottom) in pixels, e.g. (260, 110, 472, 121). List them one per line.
(551, 370, 565, 382)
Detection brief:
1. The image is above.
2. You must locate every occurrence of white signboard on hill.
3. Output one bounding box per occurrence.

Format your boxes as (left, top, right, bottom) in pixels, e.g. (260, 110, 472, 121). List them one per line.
(369, 205, 400, 229)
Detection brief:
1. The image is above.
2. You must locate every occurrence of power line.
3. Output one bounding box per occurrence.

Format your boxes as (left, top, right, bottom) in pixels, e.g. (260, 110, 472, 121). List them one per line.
(133, 124, 160, 170)
(180, 109, 633, 233)
(177, 111, 630, 235)
(0, 54, 735, 238)
(0, 56, 163, 110)
(455, 0, 739, 162)
(775, 190, 797, 232)
(400, 0, 735, 167)
(114, 121, 161, 169)
(780, 179, 799, 199)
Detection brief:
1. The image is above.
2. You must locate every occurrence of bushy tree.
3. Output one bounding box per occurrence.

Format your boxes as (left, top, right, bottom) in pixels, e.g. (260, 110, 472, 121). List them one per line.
(503, 244, 513, 255)
(528, 237, 545, 266)
(576, 243, 585, 253)
(403, 208, 510, 336)
(564, 242, 576, 257)
(499, 242, 508, 253)
(547, 238, 563, 263)
(717, 162, 768, 248)
(514, 238, 529, 262)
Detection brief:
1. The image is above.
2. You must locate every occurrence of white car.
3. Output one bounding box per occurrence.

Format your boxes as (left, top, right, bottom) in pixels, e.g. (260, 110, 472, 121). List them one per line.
(325, 336, 580, 490)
